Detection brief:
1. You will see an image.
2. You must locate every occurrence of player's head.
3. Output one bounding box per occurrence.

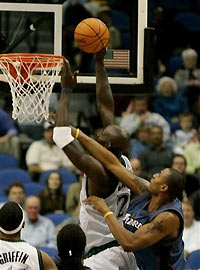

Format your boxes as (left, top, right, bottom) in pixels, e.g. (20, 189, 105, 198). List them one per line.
(57, 224, 86, 270)
(149, 168, 185, 200)
(0, 201, 24, 236)
(96, 125, 130, 156)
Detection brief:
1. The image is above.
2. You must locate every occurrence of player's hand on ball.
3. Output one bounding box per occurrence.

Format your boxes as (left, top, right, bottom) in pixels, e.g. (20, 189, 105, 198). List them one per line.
(83, 196, 110, 216)
(61, 59, 79, 89)
(94, 47, 107, 62)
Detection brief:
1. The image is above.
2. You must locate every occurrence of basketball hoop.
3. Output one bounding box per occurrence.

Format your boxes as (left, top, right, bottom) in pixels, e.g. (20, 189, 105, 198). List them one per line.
(0, 53, 64, 123)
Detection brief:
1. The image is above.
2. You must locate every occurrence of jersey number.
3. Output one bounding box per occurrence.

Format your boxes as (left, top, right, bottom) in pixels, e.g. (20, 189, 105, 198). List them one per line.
(117, 194, 129, 218)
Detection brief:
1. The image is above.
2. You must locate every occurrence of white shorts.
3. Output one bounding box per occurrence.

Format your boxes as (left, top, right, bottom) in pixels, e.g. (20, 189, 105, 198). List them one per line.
(84, 246, 139, 270)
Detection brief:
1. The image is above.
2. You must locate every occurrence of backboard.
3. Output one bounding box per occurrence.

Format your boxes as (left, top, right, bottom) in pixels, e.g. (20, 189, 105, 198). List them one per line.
(0, 0, 154, 94)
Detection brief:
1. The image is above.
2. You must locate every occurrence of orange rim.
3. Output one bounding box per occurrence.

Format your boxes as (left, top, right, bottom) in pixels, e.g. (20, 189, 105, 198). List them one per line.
(0, 53, 65, 80)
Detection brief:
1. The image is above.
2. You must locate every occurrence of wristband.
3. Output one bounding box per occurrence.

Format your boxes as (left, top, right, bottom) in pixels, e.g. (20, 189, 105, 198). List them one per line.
(53, 127, 74, 149)
(62, 88, 73, 93)
(75, 128, 80, 139)
(104, 211, 114, 219)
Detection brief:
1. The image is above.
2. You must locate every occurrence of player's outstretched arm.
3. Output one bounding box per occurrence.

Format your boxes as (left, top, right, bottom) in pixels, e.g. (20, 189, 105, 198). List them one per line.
(73, 129, 149, 194)
(84, 196, 180, 252)
(53, 60, 110, 192)
(95, 48, 116, 127)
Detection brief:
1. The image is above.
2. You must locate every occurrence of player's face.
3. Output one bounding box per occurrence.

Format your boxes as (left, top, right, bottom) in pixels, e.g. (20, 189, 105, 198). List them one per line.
(149, 169, 169, 195)
(96, 128, 111, 148)
(8, 186, 25, 205)
(48, 172, 61, 190)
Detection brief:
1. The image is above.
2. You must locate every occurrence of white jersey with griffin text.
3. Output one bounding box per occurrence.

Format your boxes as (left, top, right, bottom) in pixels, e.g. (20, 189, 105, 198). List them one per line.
(80, 155, 132, 253)
(0, 239, 42, 270)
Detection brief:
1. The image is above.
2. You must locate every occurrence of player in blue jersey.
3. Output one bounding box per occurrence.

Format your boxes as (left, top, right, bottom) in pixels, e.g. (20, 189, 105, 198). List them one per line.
(68, 129, 186, 270)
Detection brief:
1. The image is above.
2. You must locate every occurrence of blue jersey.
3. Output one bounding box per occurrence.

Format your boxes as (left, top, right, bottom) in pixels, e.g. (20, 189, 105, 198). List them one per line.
(123, 192, 186, 270)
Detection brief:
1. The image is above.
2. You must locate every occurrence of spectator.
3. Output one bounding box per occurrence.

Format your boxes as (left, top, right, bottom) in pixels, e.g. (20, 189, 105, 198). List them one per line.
(26, 122, 74, 181)
(97, 6, 121, 49)
(182, 201, 200, 258)
(184, 123, 200, 175)
(0, 108, 20, 160)
(56, 224, 91, 270)
(175, 48, 200, 112)
(153, 76, 189, 132)
(172, 113, 197, 154)
(189, 190, 200, 220)
(38, 171, 66, 215)
(21, 196, 57, 249)
(138, 125, 173, 180)
(175, 48, 200, 90)
(130, 124, 150, 158)
(120, 96, 171, 142)
(171, 154, 200, 198)
(7, 182, 26, 206)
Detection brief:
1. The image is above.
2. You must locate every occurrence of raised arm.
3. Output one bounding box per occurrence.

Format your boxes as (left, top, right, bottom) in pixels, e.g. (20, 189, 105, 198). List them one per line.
(73, 129, 149, 194)
(53, 60, 109, 195)
(95, 48, 116, 127)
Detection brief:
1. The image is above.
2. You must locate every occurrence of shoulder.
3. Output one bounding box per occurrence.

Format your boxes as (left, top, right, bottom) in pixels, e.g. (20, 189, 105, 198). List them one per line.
(153, 211, 180, 229)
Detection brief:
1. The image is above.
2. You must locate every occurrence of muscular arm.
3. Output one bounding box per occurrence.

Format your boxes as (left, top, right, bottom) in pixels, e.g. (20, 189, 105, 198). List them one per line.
(55, 61, 109, 194)
(75, 130, 149, 194)
(95, 49, 116, 127)
(104, 211, 180, 251)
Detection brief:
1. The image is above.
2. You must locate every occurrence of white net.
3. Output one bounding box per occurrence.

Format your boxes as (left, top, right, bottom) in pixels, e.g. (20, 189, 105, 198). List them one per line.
(0, 54, 63, 123)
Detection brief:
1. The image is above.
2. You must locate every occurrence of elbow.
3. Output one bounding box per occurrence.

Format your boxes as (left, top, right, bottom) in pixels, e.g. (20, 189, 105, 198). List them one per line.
(120, 240, 135, 252)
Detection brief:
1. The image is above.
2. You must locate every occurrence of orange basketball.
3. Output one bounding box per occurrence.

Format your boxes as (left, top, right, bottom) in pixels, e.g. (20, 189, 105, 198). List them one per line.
(74, 18, 110, 53)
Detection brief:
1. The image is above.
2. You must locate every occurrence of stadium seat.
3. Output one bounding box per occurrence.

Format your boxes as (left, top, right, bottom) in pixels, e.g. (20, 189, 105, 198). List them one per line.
(39, 247, 57, 260)
(186, 250, 200, 269)
(39, 169, 77, 185)
(0, 196, 9, 204)
(45, 213, 70, 226)
(0, 153, 18, 170)
(160, 0, 191, 11)
(24, 182, 44, 196)
(0, 169, 31, 190)
(166, 55, 183, 77)
(174, 12, 200, 32)
(111, 10, 130, 32)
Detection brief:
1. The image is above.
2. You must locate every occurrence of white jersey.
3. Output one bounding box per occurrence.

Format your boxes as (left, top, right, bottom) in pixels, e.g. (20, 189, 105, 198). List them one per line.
(80, 155, 132, 253)
(0, 239, 42, 270)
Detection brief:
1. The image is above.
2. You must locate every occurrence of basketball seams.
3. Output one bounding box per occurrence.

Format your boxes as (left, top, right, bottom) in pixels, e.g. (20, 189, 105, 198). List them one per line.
(74, 18, 109, 53)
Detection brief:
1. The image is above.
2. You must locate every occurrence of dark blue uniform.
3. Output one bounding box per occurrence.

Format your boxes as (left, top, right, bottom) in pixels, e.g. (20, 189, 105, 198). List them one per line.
(123, 192, 186, 270)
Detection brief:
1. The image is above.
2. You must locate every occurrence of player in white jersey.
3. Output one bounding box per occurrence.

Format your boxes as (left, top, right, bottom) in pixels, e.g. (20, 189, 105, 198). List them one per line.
(0, 201, 57, 270)
(53, 50, 137, 270)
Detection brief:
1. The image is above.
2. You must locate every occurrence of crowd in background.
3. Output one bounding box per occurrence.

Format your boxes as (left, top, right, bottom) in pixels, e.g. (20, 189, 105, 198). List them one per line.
(0, 0, 200, 264)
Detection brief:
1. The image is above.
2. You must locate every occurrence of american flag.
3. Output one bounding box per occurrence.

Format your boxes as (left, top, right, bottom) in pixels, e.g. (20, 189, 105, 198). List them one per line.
(104, 49, 130, 69)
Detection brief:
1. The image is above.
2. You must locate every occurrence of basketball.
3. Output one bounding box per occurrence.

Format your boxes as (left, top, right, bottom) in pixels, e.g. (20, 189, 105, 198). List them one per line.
(74, 18, 110, 53)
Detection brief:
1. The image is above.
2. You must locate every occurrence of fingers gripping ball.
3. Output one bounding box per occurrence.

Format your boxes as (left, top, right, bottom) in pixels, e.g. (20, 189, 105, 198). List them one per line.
(74, 18, 110, 53)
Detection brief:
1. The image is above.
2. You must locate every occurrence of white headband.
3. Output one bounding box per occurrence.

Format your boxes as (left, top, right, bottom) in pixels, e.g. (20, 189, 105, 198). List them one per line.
(0, 204, 25, 235)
